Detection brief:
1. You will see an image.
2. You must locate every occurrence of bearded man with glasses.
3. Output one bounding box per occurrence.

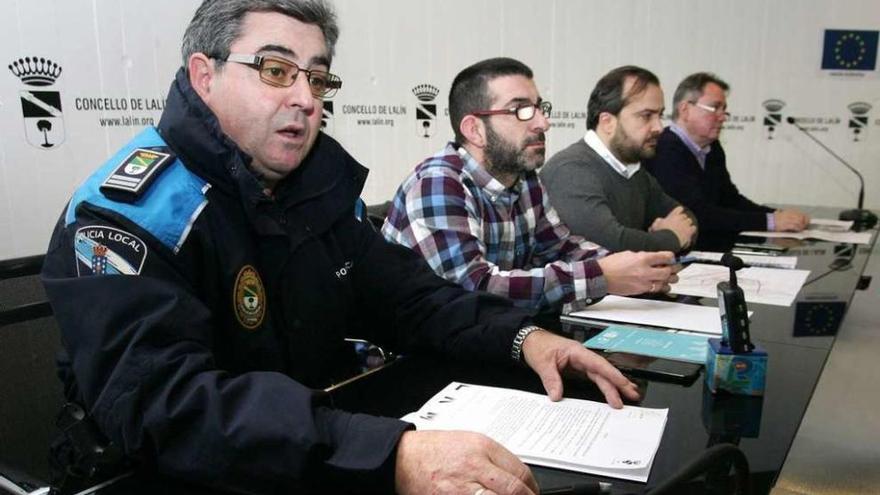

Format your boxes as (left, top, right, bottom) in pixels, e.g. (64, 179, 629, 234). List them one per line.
(384, 57, 679, 311)
(645, 72, 810, 248)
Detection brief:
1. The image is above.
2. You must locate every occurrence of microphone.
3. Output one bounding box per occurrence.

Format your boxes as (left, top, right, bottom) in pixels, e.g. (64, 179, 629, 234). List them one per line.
(786, 116, 877, 230)
(717, 253, 753, 353)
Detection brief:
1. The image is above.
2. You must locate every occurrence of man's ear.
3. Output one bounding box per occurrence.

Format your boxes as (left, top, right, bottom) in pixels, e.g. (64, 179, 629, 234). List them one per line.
(596, 111, 617, 137)
(676, 100, 691, 121)
(459, 114, 487, 148)
(188, 53, 215, 102)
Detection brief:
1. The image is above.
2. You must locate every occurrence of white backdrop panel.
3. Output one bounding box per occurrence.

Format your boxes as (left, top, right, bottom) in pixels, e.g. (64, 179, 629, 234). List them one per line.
(1, 0, 878, 258)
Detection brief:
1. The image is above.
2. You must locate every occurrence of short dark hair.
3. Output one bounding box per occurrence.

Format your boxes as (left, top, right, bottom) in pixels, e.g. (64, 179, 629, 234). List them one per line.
(671, 72, 729, 120)
(586, 65, 660, 130)
(448, 57, 533, 144)
(182, 0, 339, 71)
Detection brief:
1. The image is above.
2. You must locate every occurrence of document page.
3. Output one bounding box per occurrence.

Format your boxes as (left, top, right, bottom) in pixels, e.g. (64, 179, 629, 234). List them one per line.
(402, 382, 668, 482)
(688, 250, 798, 269)
(671, 263, 810, 307)
(741, 218, 873, 244)
(584, 325, 710, 363)
(565, 295, 730, 335)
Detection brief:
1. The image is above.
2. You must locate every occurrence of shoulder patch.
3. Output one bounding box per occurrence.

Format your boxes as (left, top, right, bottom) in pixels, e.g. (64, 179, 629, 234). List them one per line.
(100, 147, 176, 203)
(66, 127, 210, 254)
(74, 226, 147, 276)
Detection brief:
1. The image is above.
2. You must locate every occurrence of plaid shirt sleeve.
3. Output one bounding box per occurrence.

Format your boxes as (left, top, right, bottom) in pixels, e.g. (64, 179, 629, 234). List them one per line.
(383, 167, 608, 310)
(529, 193, 609, 304)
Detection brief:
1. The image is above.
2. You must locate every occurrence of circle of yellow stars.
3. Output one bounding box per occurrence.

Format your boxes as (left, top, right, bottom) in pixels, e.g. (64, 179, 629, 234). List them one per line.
(834, 32, 867, 68)
(805, 305, 836, 334)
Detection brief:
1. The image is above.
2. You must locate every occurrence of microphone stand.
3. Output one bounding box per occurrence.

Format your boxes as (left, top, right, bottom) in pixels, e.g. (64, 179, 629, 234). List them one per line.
(787, 117, 878, 230)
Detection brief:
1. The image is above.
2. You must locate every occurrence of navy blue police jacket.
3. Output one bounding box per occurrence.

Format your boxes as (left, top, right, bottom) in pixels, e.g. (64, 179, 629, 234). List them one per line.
(41, 69, 534, 494)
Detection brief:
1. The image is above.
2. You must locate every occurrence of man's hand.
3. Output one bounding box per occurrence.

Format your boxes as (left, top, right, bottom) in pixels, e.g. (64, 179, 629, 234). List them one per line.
(773, 209, 810, 232)
(395, 430, 539, 495)
(649, 206, 697, 249)
(598, 251, 679, 295)
(521, 330, 641, 407)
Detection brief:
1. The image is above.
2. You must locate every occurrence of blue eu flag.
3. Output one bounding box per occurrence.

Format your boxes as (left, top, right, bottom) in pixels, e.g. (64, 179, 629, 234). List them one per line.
(822, 30, 879, 70)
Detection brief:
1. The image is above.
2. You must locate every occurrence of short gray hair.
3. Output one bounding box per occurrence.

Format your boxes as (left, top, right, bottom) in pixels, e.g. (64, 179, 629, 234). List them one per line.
(181, 0, 339, 70)
(671, 72, 729, 120)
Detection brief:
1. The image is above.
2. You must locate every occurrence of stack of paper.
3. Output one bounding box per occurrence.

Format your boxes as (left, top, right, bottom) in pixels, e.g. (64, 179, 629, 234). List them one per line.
(688, 250, 798, 269)
(741, 218, 873, 245)
(564, 295, 727, 335)
(403, 382, 668, 482)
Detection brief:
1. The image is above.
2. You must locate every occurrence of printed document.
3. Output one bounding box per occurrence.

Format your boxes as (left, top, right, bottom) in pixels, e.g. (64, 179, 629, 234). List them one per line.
(688, 250, 798, 269)
(741, 218, 873, 245)
(402, 382, 667, 482)
(565, 295, 734, 335)
(671, 263, 810, 307)
(585, 325, 710, 363)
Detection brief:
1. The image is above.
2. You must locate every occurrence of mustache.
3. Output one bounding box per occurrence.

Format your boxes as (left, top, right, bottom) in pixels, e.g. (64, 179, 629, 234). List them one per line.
(524, 133, 546, 146)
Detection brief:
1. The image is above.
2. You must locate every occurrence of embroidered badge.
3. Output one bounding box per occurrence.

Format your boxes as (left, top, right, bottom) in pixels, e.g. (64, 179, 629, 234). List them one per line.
(100, 147, 175, 202)
(74, 226, 147, 276)
(234, 265, 266, 330)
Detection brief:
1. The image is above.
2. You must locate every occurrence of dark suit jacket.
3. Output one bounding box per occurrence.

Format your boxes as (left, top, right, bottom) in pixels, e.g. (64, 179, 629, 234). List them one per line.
(644, 128, 773, 238)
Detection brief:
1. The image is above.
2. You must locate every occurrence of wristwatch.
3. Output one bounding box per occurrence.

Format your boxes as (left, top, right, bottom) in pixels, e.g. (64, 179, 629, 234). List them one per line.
(510, 325, 542, 363)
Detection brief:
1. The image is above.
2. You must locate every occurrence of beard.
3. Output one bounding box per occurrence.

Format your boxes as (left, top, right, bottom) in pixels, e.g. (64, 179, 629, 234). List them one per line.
(483, 123, 546, 179)
(609, 122, 658, 164)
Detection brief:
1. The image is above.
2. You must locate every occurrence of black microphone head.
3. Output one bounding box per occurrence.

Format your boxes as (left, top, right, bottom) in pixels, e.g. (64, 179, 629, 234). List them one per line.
(721, 253, 744, 270)
(786, 116, 796, 124)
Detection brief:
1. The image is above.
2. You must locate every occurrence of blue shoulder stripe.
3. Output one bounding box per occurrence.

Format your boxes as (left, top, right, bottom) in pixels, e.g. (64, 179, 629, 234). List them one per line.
(66, 127, 210, 253)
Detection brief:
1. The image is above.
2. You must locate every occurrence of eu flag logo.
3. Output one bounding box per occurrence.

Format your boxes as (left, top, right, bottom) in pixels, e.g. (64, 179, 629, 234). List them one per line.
(822, 30, 879, 71)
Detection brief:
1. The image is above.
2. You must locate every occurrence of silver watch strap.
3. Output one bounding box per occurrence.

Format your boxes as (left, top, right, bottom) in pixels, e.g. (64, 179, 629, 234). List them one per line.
(511, 325, 541, 362)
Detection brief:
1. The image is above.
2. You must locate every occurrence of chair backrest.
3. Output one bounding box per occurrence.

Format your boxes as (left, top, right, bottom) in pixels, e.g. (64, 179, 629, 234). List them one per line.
(366, 201, 393, 231)
(0, 255, 62, 493)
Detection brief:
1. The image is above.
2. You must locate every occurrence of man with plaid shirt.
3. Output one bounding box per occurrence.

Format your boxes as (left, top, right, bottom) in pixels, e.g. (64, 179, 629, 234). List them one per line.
(383, 57, 678, 311)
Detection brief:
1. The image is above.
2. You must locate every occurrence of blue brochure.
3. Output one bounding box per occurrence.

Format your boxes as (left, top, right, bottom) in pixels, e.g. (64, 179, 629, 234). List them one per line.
(584, 325, 710, 364)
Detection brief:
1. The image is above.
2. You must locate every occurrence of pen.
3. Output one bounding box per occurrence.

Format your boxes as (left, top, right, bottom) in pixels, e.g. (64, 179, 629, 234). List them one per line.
(658, 254, 698, 266)
(541, 481, 613, 494)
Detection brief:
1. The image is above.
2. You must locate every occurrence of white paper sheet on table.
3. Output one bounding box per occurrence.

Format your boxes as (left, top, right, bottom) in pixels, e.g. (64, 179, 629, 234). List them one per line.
(565, 295, 731, 335)
(741, 218, 873, 244)
(402, 382, 668, 482)
(688, 250, 798, 269)
(671, 263, 810, 307)
(808, 218, 853, 230)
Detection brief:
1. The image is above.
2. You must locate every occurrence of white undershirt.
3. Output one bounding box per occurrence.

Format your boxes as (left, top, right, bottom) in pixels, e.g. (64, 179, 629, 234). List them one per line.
(583, 130, 641, 180)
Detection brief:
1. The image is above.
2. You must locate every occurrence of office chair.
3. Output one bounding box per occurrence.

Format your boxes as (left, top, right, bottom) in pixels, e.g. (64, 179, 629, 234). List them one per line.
(0, 255, 61, 495)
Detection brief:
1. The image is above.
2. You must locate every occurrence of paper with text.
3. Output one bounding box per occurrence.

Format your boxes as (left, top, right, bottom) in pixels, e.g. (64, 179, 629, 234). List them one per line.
(566, 295, 729, 335)
(671, 263, 810, 307)
(402, 382, 667, 482)
(741, 218, 872, 244)
(688, 250, 798, 269)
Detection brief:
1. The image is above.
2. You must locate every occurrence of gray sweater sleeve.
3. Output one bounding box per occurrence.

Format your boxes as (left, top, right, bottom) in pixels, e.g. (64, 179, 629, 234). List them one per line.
(644, 171, 699, 247)
(542, 160, 682, 253)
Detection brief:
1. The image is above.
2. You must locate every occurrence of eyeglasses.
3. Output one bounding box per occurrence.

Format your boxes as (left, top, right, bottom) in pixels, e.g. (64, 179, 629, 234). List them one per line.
(690, 101, 730, 118)
(223, 53, 342, 98)
(471, 101, 552, 121)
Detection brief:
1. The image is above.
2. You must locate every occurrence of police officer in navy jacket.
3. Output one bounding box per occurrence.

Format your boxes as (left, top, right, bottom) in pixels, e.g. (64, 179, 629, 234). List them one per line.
(41, 1, 639, 493)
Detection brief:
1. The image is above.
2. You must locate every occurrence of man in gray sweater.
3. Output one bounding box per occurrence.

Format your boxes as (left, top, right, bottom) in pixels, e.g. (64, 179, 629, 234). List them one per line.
(542, 66, 697, 253)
